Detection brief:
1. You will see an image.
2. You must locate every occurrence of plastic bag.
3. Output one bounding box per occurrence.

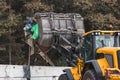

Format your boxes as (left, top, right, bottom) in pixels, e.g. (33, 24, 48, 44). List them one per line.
(31, 23, 39, 39)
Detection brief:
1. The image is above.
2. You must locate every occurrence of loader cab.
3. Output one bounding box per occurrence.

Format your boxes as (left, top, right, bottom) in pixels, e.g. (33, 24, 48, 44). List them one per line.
(81, 30, 120, 61)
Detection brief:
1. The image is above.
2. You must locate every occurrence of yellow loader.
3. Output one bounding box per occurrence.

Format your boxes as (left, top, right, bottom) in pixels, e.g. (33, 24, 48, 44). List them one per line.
(59, 30, 120, 80)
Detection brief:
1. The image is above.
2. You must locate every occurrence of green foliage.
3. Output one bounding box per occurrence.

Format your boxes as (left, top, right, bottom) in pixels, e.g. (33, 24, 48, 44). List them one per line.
(24, 1, 53, 13)
(0, 0, 119, 30)
(0, 12, 22, 28)
(72, 0, 120, 30)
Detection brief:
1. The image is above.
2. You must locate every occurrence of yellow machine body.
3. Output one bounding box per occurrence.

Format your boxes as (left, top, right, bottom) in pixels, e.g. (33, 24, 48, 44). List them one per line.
(62, 30, 120, 80)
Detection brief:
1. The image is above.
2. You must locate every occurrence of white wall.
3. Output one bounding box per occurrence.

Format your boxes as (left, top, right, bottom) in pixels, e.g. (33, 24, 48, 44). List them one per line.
(0, 65, 71, 80)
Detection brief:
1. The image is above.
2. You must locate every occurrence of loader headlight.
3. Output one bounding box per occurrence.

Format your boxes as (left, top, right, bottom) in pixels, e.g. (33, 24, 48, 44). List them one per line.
(106, 69, 114, 76)
(105, 68, 120, 78)
(94, 32, 101, 35)
(98, 32, 101, 35)
(118, 33, 120, 35)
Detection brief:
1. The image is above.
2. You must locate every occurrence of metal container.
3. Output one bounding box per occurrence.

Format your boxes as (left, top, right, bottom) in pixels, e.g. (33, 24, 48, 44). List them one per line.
(37, 13, 84, 52)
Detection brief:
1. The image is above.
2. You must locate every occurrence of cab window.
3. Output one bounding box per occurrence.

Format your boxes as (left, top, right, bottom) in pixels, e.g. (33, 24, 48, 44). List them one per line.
(83, 35, 93, 61)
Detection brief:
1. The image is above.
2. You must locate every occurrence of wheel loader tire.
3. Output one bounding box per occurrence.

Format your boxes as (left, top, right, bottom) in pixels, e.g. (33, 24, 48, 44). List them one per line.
(82, 70, 96, 80)
(58, 74, 68, 80)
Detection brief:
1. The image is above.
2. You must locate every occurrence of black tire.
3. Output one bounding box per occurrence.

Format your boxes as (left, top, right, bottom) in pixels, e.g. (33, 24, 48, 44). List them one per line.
(82, 70, 97, 80)
(58, 74, 68, 80)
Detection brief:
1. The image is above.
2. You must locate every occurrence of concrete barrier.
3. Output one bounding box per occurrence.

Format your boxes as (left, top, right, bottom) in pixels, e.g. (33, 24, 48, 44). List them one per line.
(0, 65, 71, 80)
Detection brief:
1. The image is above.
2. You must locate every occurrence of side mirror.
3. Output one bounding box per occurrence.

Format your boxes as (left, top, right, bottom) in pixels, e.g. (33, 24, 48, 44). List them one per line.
(78, 46, 85, 59)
